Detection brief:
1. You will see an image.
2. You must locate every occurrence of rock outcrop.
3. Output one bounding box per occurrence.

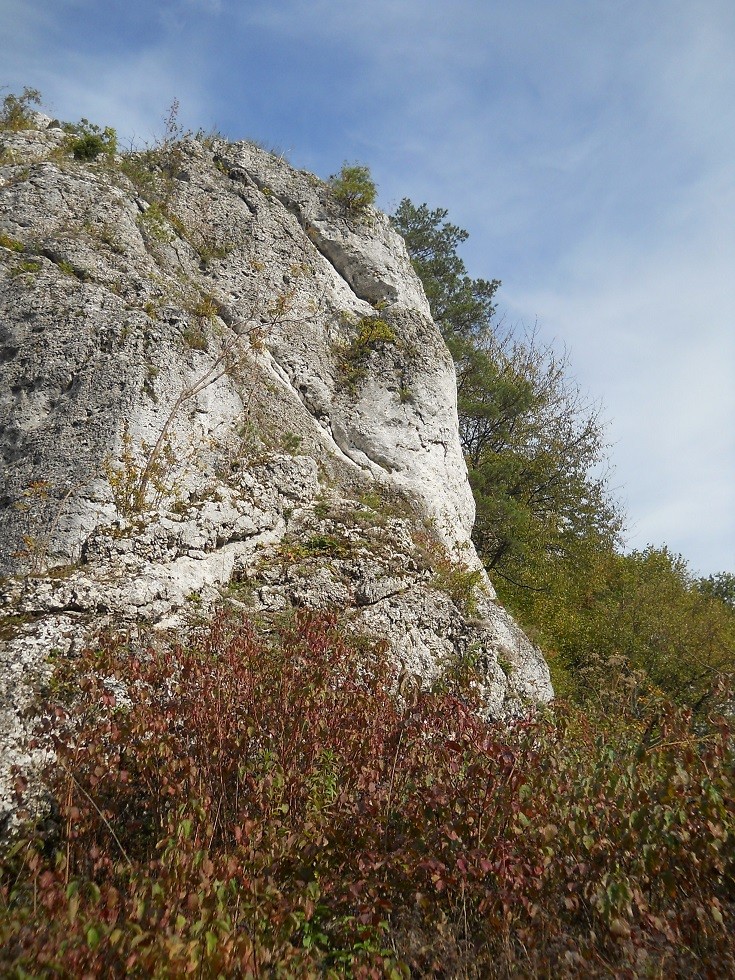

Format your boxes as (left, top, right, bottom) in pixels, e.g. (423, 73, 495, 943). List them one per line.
(0, 121, 552, 830)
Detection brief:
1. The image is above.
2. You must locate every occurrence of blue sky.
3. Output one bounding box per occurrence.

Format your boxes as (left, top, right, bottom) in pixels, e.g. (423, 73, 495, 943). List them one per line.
(3, 0, 733, 575)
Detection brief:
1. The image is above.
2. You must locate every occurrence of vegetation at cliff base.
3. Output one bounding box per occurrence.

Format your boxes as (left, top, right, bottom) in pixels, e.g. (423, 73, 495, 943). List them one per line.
(2, 610, 734, 977)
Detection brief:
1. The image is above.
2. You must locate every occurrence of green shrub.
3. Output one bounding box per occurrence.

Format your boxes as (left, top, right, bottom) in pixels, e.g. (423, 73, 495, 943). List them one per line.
(9, 259, 42, 278)
(432, 563, 483, 616)
(70, 133, 108, 161)
(187, 291, 219, 321)
(328, 162, 377, 218)
(63, 118, 118, 160)
(503, 545, 735, 710)
(0, 232, 24, 252)
(279, 431, 303, 454)
(337, 315, 398, 393)
(103, 421, 179, 516)
(136, 202, 174, 243)
(55, 258, 83, 279)
(118, 152, 159, 198)
(0, 87, 42, 131)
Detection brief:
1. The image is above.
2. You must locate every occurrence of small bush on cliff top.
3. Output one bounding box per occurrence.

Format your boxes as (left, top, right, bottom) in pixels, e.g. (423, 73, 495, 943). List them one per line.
(0, 87, 42, 131)
(329, 162, 377, 218)
(2, 608, 734, 977)
(64, 118, 118, 161)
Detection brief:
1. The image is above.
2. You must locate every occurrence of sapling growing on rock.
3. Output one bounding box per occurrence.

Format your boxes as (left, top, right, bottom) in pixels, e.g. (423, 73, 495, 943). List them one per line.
(328, 162, 377, 219)
(0, 86, 43, 131)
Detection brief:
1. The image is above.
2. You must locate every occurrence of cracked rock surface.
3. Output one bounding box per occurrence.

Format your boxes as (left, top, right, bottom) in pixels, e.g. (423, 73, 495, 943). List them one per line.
(0, 124, 552, 831)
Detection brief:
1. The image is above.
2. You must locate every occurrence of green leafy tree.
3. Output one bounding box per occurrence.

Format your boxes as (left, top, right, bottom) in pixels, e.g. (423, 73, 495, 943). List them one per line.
(512, 545, 735, 707)
(697, 571, 735, 609)
(462, 331, 621, 578)
(391, 198, 621, 586)
(391, 199, 500, 345)
(391, 197, 735, 708)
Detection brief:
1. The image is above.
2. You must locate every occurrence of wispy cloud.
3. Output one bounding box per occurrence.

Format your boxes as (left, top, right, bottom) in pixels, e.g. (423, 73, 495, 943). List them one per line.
(1, 0, 216, 140)
(183, 0, 222, 11)
(507, 202, 735, 572)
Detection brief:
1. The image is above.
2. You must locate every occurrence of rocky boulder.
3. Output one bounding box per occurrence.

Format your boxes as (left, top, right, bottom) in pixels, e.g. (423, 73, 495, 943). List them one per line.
(0, 121, 552, 831)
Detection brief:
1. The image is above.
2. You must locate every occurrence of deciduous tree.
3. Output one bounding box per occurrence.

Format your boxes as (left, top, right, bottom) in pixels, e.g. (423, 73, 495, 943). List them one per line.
(391, 198, 621, 586)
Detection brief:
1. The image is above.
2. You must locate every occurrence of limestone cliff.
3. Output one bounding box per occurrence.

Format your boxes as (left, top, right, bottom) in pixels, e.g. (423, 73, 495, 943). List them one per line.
(0, 120, 552, 828)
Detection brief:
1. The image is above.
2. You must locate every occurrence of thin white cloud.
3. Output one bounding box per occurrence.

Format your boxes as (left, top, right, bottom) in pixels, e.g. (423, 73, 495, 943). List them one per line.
(48, 49, 211, 146)
(507, 218, 735, 574)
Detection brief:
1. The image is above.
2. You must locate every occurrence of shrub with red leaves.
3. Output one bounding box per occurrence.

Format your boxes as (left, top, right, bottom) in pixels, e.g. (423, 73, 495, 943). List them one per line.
(1, 608, 733, 977)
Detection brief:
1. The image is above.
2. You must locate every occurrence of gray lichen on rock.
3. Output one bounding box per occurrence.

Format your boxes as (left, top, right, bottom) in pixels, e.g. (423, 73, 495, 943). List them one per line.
(0, 119, 552, 831)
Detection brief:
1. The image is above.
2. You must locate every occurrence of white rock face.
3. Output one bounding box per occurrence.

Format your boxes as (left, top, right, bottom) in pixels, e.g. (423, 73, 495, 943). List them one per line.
(0, 124, 552, 832)
(215, 141, 476, 551)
